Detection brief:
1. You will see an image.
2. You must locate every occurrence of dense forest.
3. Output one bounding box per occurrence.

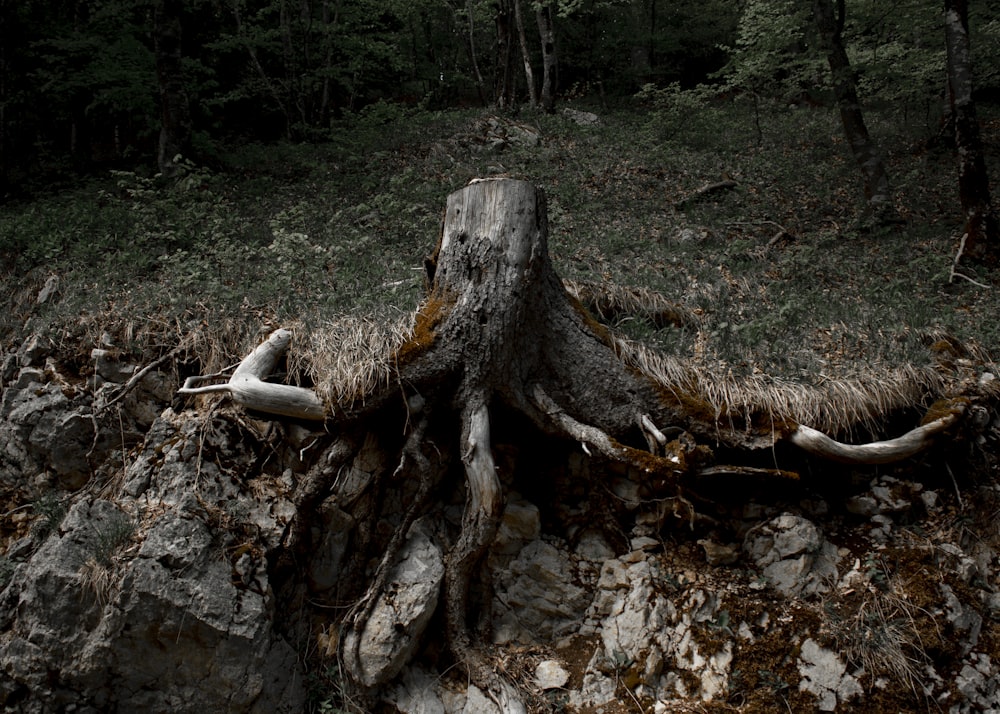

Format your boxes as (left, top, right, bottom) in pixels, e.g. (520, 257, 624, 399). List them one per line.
(0, 1, 994, 168)
(3, 0, 1000, 255)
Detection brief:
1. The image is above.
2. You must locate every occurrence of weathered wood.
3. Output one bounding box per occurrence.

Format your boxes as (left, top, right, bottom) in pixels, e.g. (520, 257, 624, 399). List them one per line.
(178, 328, 326, 420)
(674, 178, 738, 210)
(791, 409, 962, 464)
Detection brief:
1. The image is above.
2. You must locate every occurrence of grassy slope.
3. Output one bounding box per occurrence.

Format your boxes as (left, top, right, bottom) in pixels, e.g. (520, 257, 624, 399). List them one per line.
(1, 100, 998, 408)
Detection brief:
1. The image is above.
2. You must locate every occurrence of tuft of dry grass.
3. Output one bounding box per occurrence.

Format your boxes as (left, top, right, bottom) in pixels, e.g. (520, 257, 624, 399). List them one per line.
(563, 278, 701, 329)
(835, 578, 932, 701)
(78, 558, 120, 607)
(612, 334, 949, 436)
(290, 310, 415, 409)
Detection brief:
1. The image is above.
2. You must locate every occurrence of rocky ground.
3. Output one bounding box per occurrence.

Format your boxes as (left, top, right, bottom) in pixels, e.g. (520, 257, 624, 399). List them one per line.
(3, 329, 1000, 713)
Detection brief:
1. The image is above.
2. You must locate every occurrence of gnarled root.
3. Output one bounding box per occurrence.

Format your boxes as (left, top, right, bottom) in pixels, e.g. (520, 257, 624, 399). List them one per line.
(443, 394, 527, 713)
(791, 402, 965, 464)
(342, 404, 441, 684)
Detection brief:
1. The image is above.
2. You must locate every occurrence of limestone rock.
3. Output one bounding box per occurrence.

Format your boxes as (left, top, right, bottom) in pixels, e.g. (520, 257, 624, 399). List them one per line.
(17, 334, 49, 367)
(90, 348, 136, 383)
(0, 410, 307, 712)
(952, 653, 1000, 713)
(1, 381, 99, 493)
(535, 660, 570, 690)
(492, 539, 590, 645)
(493, 496, 541, 557)
(0, 497, 304, 712)
(743, 514, 839, 597)
(562, 108, 600, 126)
(797, 638, 862, 711)
(344, 519, 445, 687)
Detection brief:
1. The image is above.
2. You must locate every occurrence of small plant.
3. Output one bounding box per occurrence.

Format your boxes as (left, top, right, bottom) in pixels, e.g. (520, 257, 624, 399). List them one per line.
(77, 512, 136, 606)
(306, 662, 358, 714)
(31, 493, 66, 539)
(90, 512, 136, 566)
(708, 609, 735, 637)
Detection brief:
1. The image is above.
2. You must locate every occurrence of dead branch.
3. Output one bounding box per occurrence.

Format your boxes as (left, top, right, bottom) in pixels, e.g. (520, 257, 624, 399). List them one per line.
(950, 232, 992, 288)
(97, 336, 196, 415)
(674, 177, 738, 210)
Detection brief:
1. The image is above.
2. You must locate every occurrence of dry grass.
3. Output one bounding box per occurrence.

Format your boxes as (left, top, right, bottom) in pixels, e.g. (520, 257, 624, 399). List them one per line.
(78, 557, 120, 607)
(612, 334, 949, 436)
(835, 579, 933, 701)
(563, 278, 701, 329)
(290, 310, 415, 409)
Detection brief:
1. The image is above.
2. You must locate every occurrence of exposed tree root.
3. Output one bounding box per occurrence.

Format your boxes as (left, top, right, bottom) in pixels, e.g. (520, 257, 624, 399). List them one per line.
(176, 178, 992, 709)
(443, 394, 527, 712)
(791, 404, 965, 465)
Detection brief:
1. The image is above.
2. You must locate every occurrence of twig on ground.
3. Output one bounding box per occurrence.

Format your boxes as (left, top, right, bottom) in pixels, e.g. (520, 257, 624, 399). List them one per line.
(674, 177, 738, 210)
(950, 232, 991, 289)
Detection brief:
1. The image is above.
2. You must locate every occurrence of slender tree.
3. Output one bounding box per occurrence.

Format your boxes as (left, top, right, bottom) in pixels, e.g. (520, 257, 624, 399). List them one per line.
(944, 0, 999, 262)
(536, 2, 557, 112)
(493, 0, 517, 109)
(513, 0, 537, 107)
(812, 0, 898, 225)
(154, 0, 192, 176)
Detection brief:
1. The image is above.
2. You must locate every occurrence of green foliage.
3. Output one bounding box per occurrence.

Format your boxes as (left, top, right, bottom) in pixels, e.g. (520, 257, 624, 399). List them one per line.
(2, 99, 999, 393)
(717, 0, 825, 101)
(90, 513, 136, 566)
(634, 83, 728, 146)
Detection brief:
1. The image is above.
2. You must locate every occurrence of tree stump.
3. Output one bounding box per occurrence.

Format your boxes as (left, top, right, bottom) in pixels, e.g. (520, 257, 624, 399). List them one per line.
(326, 178, 705, 710)
(180, 178, 969, 710)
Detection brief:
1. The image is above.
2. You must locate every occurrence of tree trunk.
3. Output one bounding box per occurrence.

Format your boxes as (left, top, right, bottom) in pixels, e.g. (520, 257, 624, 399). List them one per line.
(153, 0, 192, 177)
(463, 0, 488, 106)
(537, 3, 557, 113)
(513, 0, 537, 108)
(812, 0, 899, 225)
(493, 0, 516, 110)
(944, 0, 999, 262)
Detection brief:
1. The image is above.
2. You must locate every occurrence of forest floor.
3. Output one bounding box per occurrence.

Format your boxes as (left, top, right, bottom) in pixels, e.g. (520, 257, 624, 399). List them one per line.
(2, 98, 999, 394)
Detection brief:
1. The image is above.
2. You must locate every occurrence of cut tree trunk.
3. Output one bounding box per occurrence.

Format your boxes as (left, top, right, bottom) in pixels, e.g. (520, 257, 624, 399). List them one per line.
(179, 178, 971, 709)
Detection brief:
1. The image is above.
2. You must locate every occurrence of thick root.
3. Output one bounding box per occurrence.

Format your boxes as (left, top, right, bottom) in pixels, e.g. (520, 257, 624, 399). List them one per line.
(791, 405, 965, 464)
(443, 395, 527, 712)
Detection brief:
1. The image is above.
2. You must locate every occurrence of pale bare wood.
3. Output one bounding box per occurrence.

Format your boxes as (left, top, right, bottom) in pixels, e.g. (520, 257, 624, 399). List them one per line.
(791, 409, 963, 465)
(177, 328, 326, 420)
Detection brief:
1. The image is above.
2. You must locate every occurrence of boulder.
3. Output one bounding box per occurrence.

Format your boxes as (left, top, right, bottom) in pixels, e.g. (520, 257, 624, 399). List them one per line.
(343, 519, 445, 687)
